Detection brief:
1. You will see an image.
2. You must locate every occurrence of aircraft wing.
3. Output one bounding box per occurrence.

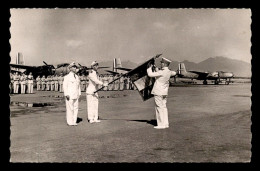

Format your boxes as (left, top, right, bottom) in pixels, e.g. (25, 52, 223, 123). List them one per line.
(105, 70, 120, 75)
(56, 63, 70, 68)
(98, 66, 110, 69)
(115, 67, 132, 71)
(10, 64, 36, 70)
(189, 71, 209, 76)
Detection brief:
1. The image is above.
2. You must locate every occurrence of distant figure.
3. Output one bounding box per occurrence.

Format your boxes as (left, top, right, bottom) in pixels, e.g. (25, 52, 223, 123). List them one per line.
(58, 73, 64, 93)
(119, 74, 124, 91)
(36, 75, 41, 91)
(13, 72, 20, 94)
(41, 76, 46, 91)
(27, 72, 34, 94)
(113, 75, 119, 91)
(86, 61, 108, 123)
(46, 76, 50, 91)
(20, 73, 27, 94)
(51, 76, 55, 91)
(108, 75, 113, 91)
(147, 57, 176, 129)
(103, 74, 108, 91)
(80, 74, 84, 92)
(63, 62, 81, 126)
(126, 76, 130, 90)
(54, 75, 59, 91)
(10, 73, 14, 94)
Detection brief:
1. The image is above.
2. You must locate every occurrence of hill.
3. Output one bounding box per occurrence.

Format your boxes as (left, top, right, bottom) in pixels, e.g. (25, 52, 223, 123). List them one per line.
(98, 56, 251, 77)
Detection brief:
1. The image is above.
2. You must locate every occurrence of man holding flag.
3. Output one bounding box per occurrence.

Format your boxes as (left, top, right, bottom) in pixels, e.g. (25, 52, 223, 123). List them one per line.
(147, 57, 176, 129)
(86, 61, 108, 123)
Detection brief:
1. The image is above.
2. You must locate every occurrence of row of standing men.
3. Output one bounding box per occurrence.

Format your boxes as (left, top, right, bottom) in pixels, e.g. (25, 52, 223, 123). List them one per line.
(10, 72, 137, 94)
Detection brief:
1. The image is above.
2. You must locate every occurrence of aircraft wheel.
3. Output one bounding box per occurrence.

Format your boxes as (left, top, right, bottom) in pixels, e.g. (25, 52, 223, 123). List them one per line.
(214, 80, 219, 85)
(203, 80, 207, 85)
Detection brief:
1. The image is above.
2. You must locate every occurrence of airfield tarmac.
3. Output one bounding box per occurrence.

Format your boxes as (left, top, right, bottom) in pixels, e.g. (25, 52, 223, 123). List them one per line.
(9, 83, 252, 162)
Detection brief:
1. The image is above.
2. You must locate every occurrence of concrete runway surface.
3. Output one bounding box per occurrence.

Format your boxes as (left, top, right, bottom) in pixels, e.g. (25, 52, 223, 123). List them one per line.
(9, 83, 251, 162)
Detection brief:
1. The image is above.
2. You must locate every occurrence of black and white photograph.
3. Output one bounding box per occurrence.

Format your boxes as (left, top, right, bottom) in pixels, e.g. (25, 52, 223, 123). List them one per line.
(9, 8, 252, 163)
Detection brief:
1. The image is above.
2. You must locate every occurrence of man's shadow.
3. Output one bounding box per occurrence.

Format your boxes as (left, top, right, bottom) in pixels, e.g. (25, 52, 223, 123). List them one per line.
(76, 117, 83, 124)
(101, 117, 157, 126)
(127, 119, 157, 126)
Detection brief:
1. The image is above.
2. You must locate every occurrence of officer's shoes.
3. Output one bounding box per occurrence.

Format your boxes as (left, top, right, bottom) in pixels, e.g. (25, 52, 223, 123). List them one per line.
(89, 120, 94, 124)
(154, 126, 166, 129)
(94, 120, 101, 123)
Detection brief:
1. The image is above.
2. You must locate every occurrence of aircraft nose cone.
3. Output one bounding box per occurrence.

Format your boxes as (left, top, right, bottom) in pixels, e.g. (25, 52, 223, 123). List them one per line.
(211, 72, 219, 77)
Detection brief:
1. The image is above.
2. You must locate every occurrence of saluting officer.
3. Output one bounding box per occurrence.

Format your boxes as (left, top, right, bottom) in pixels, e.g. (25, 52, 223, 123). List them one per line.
(36, 75, 41, 91)
(63, 62, 81, 126)
(147, 57, 176, 129)
(13, 72, 20, 94)
(27, 72, 34, 94)
(86, 61, 108, 123)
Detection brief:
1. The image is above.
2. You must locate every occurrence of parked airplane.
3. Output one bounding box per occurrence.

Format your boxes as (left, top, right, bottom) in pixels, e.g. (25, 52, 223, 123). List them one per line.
(177, 62, 234, 85)
(105, 58, 132, 75)
(10, 61, 110, 78)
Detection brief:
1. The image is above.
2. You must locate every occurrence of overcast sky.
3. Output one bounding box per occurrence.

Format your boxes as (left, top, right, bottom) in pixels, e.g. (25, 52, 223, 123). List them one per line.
(10, 9, 251, 66)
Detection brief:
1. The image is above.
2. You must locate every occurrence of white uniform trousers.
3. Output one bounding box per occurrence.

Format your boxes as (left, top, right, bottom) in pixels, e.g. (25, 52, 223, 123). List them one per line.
(28, 83, 33, 94)
(21, 84, 26, 94)
(37, 83, 41, 91)
(55, 82, 59, 91)
(154, 95, 169, 127)
(65, 98, 79, 125)
(59, 83, 63, 92)
(13, 82, 19, 93)
(87, 94, 99, 121)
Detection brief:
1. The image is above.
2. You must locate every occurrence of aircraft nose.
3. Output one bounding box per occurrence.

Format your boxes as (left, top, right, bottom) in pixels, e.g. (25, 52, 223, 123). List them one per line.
(211, 72, 219, 77)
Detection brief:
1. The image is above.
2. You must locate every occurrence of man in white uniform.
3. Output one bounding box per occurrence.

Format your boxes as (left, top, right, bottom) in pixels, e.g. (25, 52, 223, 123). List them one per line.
(86, 61, 108, 123)
(147, 57, 176, 129)
(27, 72, 34, 94)
(63, 62, 81, 126)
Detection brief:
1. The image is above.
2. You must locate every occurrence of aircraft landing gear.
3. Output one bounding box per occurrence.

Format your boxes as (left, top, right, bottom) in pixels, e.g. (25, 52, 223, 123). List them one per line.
(203, 80, 207, 85)
(214, 80, 219, 85)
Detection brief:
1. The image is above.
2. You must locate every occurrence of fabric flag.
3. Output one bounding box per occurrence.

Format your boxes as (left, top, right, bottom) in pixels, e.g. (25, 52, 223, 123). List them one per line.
(127, 54, 162, 101)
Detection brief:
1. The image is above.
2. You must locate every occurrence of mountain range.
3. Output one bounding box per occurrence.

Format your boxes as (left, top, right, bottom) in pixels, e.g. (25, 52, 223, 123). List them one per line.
(98, 56, 251, 77)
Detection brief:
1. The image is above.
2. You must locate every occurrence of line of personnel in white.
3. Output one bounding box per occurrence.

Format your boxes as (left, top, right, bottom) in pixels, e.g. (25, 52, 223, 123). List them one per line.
(10, 72, 34, 94)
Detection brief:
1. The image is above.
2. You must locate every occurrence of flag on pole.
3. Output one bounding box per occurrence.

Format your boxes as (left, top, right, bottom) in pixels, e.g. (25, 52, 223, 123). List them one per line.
(94, 54, 162, 101)
(127, 54, 162, 101)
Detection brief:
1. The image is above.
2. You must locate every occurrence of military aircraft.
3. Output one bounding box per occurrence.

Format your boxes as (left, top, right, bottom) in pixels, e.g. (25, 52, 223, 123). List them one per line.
(10, 61, 110, 78)
(105, 58, 132, 75)
(10, 61, 56, 78)
(177, 62, 234, 85)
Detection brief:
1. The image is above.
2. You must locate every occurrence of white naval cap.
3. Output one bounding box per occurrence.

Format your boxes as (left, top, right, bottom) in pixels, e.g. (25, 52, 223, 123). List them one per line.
(160, 57, 172, 64)
(91, 61, 99, 67)
(68, 62, 80, 69)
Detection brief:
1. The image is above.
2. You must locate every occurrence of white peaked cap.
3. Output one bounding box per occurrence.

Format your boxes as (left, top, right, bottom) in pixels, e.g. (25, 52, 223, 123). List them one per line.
(91, 61, 98, 66)
(68, 62, 80, 69)
(161, 57, 172, 64)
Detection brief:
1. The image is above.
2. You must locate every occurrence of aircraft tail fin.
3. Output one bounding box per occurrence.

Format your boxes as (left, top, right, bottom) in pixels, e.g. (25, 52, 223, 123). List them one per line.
(178, 62, 187, 75)
(113, 58, 123, 72)
(16, 52, 25, 65)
